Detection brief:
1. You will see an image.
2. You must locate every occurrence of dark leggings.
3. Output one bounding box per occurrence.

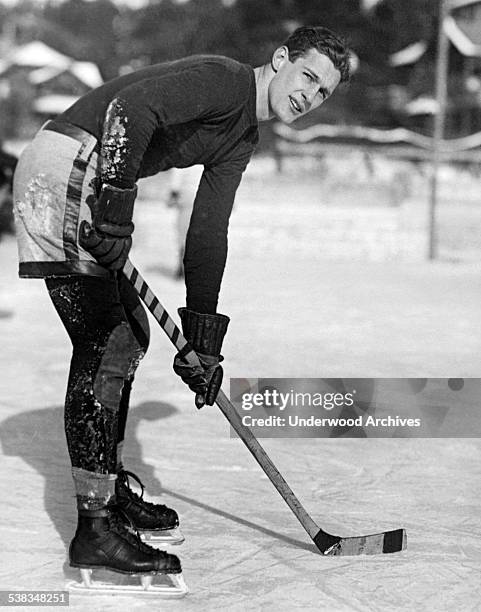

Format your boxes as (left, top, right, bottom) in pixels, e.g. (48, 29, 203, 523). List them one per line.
(46, 273, 150, 474)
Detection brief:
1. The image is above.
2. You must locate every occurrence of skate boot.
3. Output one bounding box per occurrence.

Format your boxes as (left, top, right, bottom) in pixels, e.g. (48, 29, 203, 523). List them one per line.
(116, 469, 185, 545)
(67, 505, 187, 597)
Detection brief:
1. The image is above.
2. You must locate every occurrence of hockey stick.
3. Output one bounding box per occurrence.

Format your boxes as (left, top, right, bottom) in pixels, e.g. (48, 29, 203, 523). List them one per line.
(123, 259, 407, 556)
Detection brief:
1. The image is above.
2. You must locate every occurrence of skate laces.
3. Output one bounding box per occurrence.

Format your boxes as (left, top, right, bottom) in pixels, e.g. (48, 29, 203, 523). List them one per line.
(119, 470, 170, 514)
(108, 505, 158, 555)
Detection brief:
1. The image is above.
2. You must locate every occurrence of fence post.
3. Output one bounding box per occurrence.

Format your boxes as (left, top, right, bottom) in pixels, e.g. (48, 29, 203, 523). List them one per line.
(429, 0, 450, 260)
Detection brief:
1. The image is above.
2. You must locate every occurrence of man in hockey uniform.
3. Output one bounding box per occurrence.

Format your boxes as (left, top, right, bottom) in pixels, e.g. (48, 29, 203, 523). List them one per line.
(13, 26, 350, 589)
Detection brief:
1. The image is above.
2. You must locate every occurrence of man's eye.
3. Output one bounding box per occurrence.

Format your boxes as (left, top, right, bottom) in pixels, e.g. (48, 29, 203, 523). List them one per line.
(304, 72, 314, 82)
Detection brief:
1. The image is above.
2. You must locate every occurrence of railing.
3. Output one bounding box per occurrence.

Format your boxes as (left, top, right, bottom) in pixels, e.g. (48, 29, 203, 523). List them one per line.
(273, 123, 481, 167)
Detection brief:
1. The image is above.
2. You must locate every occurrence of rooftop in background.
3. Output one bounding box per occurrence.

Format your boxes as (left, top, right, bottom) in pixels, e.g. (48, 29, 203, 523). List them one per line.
(0, 41, 103, 89)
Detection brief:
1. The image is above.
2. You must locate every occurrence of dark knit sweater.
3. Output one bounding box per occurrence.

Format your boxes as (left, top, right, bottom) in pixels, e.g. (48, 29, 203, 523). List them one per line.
(59, 55, 259, 312)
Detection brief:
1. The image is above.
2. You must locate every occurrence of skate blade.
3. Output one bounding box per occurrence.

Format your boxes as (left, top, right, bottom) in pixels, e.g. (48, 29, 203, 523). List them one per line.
(140, 527, 185, 546)
(66, 568, 188, 598)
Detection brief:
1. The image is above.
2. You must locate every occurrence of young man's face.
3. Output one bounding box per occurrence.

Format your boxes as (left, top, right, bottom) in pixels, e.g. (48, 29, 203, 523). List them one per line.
(268, 47, 341, 124)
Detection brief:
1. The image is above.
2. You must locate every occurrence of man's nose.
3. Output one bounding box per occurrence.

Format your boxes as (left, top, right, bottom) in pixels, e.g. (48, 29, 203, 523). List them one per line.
(302, 89, 316, 107)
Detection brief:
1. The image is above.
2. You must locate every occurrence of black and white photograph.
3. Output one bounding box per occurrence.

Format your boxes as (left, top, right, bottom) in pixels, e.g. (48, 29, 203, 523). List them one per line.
(0, 0, 480, 610)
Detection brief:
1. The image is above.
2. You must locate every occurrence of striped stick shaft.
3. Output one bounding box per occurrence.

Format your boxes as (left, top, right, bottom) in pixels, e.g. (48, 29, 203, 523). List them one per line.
(122, 259, 201, 367)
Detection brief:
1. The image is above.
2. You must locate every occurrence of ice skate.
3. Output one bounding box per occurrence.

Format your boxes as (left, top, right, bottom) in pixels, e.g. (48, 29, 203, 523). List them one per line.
(66, 505, 188, 597)
(116, 469, 185, 546)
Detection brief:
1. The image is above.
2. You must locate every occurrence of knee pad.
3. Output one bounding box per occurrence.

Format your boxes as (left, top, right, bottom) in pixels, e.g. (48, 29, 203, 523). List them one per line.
(93, 322, 144, 411)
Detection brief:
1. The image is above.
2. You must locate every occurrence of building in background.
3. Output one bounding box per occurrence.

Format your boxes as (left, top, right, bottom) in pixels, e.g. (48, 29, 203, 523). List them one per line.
(0, 41, 102, 140)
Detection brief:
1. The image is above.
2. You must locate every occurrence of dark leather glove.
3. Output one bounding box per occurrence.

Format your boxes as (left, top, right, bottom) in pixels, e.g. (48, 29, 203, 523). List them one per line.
(79, 183, 137, 270)
(173, 308, 230, 408)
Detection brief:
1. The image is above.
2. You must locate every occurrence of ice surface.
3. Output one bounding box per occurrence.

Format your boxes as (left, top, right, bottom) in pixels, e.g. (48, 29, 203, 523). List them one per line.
(0, 157, 480, 611)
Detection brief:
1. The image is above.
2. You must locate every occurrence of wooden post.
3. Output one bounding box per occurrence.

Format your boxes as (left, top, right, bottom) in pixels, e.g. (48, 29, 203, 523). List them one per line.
(429, 0, 450, 260)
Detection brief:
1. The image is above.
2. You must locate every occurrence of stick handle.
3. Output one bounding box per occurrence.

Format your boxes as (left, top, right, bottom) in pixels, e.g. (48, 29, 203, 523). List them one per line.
(123, 259, 320, 541)
(123, 259, 200, 365)
(215, 389, 319, 539)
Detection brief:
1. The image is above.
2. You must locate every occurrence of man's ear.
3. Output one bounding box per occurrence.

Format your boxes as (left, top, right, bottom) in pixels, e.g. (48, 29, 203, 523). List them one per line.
(271, 46, 289, 73)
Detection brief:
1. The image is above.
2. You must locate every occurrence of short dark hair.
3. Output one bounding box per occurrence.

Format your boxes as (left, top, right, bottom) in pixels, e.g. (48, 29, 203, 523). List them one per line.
(283, 26, 351, 83)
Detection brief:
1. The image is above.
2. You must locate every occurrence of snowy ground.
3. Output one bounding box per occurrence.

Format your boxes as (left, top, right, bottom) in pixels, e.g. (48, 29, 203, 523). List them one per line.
(0, 155, 480, 611)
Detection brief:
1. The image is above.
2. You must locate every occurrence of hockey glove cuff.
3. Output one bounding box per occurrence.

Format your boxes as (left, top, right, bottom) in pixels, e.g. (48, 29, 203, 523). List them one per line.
(173, 308, 230, 408)
(79, 184, 137, 270)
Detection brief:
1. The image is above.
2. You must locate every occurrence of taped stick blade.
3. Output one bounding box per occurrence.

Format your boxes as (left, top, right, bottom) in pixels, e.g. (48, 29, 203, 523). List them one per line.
(314, 528, 406, 556)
